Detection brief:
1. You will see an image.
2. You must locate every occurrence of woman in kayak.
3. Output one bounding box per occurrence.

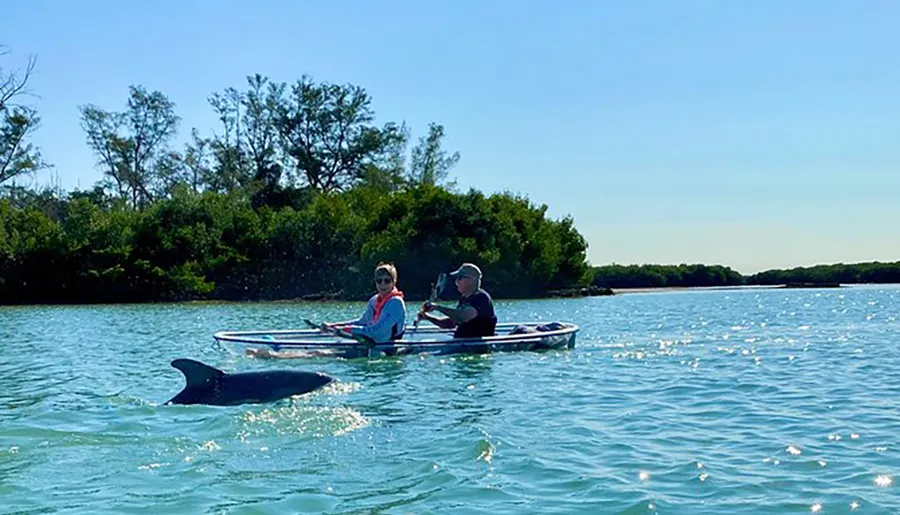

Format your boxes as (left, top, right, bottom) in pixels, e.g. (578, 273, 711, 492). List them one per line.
(323, 262, 407, 342)
(247, 262, 407, 359)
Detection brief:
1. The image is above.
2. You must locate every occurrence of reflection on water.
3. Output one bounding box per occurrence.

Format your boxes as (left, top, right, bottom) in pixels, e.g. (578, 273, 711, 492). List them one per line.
(445, 353, 495, 380)
(239, 404, 370, 438)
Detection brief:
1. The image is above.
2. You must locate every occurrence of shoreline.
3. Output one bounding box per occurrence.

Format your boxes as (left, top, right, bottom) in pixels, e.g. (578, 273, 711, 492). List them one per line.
(611, 285, 781, 295)
(609, 283, 863, 295)
(3, 283, 899, 308)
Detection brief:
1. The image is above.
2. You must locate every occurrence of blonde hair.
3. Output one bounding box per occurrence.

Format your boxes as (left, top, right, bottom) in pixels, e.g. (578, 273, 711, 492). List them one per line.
(374, 262, 398, 283)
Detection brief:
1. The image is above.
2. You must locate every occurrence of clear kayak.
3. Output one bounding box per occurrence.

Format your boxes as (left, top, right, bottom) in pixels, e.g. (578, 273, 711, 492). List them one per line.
(213, 322, 579, 359)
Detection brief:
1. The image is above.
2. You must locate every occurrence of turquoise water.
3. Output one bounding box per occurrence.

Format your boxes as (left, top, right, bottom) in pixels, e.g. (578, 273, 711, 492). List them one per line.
(2, 286, 899, 514)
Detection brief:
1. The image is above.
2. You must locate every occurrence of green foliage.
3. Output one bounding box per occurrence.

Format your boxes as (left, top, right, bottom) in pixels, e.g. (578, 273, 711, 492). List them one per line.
(0, 106, 43, 184)
(274, 74, 407, 193)
(356, 185, 590, 299)
(746, 262, 900, 285)
(590, 263, 746, 288)
(589, 261, 900, 289)
(0, 181, 593, 303)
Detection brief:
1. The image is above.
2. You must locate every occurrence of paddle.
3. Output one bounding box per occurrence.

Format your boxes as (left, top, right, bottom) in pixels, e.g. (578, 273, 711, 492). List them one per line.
(411, 272, 448, 337)
(303, 317, 375, 346)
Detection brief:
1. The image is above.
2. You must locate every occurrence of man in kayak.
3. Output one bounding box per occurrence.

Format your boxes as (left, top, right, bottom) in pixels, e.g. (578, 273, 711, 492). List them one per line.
(417, 263, 497, 338)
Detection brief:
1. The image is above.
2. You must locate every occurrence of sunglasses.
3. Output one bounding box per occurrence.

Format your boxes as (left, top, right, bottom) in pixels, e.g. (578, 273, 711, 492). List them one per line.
(375, 277, 393, 284)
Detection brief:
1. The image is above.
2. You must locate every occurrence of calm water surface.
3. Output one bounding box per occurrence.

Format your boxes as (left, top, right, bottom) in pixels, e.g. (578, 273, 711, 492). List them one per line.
(2, 286, 899, 514)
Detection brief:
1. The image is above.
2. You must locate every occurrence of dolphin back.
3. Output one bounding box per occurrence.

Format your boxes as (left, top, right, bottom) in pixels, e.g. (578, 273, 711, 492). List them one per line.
(165, 359, 336, 406)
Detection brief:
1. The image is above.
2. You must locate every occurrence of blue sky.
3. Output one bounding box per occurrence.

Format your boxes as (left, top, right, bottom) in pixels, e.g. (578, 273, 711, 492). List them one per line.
(3, 0, 898, 273)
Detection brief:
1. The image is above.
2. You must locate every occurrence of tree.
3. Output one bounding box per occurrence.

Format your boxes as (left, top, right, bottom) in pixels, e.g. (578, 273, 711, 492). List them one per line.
(275, 75, 406, 194)
(408, 122, 459, 187)
(179, 129, 214, 193)
(79, 85, 180, 209)
(355, 122, 409, 194)
(205, 84, 250, 192)
(196, 74, 289, 196)
(241, 74, 285, 186)
(0, 46, 45, 186)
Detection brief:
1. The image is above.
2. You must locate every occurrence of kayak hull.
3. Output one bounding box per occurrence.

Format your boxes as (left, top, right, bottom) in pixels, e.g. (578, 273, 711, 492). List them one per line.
(213, 322, 578, 359)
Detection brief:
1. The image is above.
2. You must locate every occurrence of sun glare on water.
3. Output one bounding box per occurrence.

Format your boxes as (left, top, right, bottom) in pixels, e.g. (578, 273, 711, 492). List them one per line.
(875, 475, 893, 487)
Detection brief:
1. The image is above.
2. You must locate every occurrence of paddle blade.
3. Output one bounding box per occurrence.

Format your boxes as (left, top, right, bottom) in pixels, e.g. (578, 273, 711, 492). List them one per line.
(432, 273, 449, 300)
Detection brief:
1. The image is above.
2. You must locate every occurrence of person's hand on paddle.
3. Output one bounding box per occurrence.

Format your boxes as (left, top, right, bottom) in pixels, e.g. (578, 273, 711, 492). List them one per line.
(418, 301, 439, 323)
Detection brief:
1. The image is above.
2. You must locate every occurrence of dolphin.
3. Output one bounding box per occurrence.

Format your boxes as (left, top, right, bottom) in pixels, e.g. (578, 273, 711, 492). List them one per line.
(165, 358, 335, 406)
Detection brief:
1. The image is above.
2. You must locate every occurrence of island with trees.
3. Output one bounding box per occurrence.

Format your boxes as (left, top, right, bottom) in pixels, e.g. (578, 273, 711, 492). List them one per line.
(1, 47, 897, 305)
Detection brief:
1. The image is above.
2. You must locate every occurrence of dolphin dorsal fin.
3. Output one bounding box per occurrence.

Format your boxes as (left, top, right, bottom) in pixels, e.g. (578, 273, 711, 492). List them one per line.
(171, 359, 225, 387)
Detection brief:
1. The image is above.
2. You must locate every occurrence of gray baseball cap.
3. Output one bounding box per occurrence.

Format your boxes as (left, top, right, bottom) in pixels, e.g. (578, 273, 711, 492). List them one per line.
(449, 263, 482, 280)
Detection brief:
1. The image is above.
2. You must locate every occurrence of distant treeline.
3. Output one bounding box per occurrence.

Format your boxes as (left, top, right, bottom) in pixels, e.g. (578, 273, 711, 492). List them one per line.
(589, 262, 900, 289)
(746, 262, 900, 286)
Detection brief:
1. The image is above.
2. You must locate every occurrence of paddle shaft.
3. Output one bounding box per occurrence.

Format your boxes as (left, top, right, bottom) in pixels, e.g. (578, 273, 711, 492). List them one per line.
(412, 273, 446, 335)
(304, 318, 374, 346)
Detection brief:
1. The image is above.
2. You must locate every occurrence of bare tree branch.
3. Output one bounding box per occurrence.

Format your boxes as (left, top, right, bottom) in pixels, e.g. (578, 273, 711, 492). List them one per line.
(0, 48, 36, 111)
(0, 48, 44, 185)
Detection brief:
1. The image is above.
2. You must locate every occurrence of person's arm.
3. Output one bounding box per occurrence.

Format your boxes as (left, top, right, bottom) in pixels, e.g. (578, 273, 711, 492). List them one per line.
(327, 318, 361, 327)
(430, 303, 478, 324)
(417, 310, 457, 329)
(351, 298, 406, 342)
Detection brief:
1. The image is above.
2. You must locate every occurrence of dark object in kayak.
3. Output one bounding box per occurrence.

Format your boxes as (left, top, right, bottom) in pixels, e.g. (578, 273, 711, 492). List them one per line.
(508, 321, 568, 335)
(165, 358, 334, 406)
